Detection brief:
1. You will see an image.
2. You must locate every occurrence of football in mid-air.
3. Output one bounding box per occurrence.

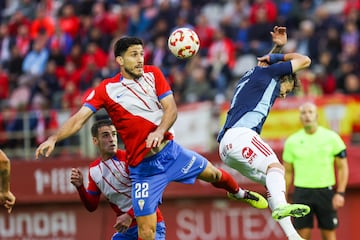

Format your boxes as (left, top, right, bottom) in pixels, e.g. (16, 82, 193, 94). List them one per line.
(168, 28, 200, 59)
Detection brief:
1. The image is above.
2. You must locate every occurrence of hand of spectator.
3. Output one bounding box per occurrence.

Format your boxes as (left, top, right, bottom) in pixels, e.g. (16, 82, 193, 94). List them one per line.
(113, 213, 132, 233)
(70, 168, 84, 187)
(271, 26, 287, 47)
(0, 191, 16, 213)
(35, 136, 57, 159)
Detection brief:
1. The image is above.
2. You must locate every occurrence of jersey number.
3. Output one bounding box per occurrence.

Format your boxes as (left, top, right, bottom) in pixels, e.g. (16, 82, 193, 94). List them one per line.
(135, 182, 149, 198)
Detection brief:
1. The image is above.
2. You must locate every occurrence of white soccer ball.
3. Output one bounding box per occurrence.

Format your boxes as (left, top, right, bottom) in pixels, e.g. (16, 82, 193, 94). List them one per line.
(168, 28, 200, 59)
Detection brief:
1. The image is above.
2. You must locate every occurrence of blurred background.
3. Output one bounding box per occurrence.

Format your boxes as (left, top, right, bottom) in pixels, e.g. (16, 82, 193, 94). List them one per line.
(0, 0, 360, 239)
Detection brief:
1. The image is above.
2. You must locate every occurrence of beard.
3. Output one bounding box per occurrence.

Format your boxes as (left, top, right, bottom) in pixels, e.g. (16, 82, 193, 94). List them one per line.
(124, 66, 143, 79)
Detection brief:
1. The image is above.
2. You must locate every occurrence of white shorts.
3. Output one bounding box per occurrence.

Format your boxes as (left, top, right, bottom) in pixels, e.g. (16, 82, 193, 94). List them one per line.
(218, 127, 279, 185)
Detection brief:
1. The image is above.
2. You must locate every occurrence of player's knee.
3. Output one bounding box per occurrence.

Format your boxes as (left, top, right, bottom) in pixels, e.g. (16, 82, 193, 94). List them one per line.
(267, 162, 285, 173)
(138, 226, 156, 240)
(199, 164, 222, 182)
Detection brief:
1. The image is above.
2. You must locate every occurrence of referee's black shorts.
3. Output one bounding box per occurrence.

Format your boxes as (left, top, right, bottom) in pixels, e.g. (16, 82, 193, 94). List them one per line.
(292, 186, 338, 230)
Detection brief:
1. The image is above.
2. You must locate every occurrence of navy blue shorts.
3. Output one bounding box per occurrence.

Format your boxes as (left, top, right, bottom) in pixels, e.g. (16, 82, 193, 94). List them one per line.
(292, 187, 338, 230)
(129, 140, 208, 216)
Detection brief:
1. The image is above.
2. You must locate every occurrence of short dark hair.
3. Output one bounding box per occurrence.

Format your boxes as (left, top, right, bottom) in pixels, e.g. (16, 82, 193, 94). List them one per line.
(281, 73, 301, 93)
(113, 37, 144, 58)
(91, 119, 114, 137)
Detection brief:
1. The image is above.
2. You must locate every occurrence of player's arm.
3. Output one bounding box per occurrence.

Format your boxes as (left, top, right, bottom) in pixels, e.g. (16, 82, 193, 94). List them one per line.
(0, 150, 16, 213)
(0, 150, 10, 193)
(269, 26, 287, 54)
(284, 53, 311, 73)
(75, 185, 100, 212)
(146, 94, 177, 148)
(258, 52, 311, 73)
(36, 106, 94, 159)
(70, 168, 100, 212)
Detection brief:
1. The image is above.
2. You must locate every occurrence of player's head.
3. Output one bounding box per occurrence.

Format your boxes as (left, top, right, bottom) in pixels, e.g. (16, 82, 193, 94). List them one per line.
(114, 37, 144, 79)
(299, 102, 318, 130)
(279, 73, 300, 98)
(91, 119, 118, 159)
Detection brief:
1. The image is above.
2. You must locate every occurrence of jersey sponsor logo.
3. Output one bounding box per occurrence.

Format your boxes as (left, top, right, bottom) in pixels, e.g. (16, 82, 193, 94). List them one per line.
(182, 156, 196, 174)
(242, 147, 257, 164)
(138, 199, 145, 211)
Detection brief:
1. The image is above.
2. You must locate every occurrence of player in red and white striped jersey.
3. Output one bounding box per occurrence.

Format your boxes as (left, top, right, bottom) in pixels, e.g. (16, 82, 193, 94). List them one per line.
(70, 119, 165, 239)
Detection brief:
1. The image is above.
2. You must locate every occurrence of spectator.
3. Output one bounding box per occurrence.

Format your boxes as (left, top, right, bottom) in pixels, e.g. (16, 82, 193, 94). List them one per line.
(30, 60, 62, 109)
(58, 3, 80, 40)
(0, 23, 12, 68)
(247, 7, 273, 56)
(22, 37, 49, 76)
(343, 73, 360, 95)
(0, 65, 9, 101)
(183, 66, 215, 103)
(7, 45, 24, 89)
(48, 24, 73, 56)
(7, 11, 31, 37)
(12, 23, 31, 57)
(30, 7, 55, 39)
(194, 14, 215, 56)
(249, 0, 278, 24)
(206, 27, 235, 102)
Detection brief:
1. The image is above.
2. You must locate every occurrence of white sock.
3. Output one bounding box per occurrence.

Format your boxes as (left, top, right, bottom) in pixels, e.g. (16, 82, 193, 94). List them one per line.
(267, 168, 299, 238)
(233, 188, 246, 198)
(266, 167, 287, 207)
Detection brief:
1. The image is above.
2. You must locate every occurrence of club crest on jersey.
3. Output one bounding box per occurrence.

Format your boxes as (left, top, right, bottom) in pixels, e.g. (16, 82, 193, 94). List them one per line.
(242, 147, 257, 164)
(138, 199, 145, 211)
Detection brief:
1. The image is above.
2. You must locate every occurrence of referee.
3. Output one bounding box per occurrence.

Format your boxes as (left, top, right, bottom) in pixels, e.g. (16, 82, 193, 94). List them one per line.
(283, 102, 349, 240)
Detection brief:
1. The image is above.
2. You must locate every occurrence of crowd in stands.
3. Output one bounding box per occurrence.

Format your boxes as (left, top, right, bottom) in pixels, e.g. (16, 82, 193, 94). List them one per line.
(1, 0, 360, 150)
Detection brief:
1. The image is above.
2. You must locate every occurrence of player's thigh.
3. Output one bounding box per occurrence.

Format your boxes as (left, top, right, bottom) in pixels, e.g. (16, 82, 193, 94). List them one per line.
(219, 127, 277, 183)
(167, 141, 209, 183)
(130, 167, 168, 217)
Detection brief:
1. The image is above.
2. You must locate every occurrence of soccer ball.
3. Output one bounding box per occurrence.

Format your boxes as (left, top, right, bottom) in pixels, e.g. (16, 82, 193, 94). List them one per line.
(168, 28, 200, 59)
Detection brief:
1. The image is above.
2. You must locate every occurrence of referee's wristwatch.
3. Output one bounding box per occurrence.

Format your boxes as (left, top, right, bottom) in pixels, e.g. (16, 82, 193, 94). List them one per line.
(335, 192, 345, 197)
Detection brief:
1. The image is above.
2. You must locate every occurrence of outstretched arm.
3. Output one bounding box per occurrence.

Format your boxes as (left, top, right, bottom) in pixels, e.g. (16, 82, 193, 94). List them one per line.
(35, 106, 94, 159)
(258, 52, 311, 73)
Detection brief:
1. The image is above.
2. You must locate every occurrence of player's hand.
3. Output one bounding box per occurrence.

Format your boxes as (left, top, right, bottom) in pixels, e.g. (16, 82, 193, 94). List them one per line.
(0, 191, 16, 213)
(270, 26, 287, 47)
(113, 213, 132, 233)
(35, 137, 57, 159)
(145, 132, 164, 148)
(70, 168, 84, 187)
(257, 55, 270, 66)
